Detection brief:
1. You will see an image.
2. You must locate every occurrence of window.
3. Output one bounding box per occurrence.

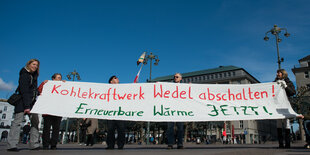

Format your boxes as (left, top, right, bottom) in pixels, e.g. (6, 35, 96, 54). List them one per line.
(210, 75, 213, 79)
(305, 71, 309, 79)
(4, 106, 7, 111)
(224, 72, 227, 77)
(232, 71, 236, 76)
(228, 72, 231, 77)
(215, 74, 218, 78)
(2, 114, 6, 119)
(0, 122, 4, 126)
(219, 73, 222, 78)
(240, 121, 244, 128)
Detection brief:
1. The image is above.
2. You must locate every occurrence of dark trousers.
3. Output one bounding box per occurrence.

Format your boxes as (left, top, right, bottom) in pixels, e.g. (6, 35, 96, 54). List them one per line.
(277, 128, 290, 148)
(167, 122, 184, 146)
(42, 115, 62, 148)
(107, 120, 125, 149)
(86, 134, 95, 146)
(80, 128, 87, 144)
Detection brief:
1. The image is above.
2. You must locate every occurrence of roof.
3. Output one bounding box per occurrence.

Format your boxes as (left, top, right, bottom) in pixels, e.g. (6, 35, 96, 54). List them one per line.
(299, 55, 310, 62)
(151, 65, 247, 81)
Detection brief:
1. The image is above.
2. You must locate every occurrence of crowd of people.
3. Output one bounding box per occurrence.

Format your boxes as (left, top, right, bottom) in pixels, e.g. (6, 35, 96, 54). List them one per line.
(6, 58, 310, 152)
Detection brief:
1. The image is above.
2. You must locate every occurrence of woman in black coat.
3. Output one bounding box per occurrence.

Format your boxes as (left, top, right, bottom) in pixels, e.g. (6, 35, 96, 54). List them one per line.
(274, 69, 296, 148)
(7, 59, 41, 152)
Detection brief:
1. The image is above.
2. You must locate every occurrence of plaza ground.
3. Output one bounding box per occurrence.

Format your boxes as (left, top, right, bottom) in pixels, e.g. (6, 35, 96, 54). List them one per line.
(1, 141, 309, 155)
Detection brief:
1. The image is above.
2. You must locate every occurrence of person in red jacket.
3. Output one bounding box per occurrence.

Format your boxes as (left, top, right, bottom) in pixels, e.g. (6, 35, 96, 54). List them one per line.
(38, 73, 64, 150)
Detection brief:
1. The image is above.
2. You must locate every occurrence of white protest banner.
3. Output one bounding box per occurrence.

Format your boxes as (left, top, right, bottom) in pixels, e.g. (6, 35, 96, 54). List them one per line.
(31, 81, 298, 122)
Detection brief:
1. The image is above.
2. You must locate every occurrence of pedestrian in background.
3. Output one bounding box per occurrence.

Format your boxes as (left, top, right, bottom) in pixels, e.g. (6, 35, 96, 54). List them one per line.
(7, 59, 40, 151)
(106, 76, 126, 150)
(79, 118, 88, 145)
(274, 69, 296, 148)
(22, 122, 31, 144)
(167, 73, 184, 149)
(38, 73, 64, 150)
(85, 118, 98, 146)
(300, 108, 310, 148)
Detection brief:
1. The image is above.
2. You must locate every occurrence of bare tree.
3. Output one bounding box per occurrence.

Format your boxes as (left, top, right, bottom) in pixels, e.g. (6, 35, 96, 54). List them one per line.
(290, 86, 310, 141)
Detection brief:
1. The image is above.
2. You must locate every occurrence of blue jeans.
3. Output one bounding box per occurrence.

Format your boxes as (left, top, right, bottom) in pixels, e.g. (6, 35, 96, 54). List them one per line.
(167, 122, 184, 146)
(304, 120, 310, 144)
(23, 133, 29, 144)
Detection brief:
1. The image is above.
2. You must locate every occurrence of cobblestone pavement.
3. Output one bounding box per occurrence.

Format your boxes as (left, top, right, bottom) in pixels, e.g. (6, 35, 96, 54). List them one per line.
(1, 142, 309, 155)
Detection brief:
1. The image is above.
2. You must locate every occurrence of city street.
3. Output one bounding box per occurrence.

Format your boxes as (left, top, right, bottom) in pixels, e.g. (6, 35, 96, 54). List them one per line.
(1, 141, 309, 155)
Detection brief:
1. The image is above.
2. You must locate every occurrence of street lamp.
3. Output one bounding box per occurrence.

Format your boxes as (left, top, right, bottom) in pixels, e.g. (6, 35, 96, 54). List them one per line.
(264, 24, 290, 69)
(63, 70, 81, 144)
(143, 52, 160, 81)
(143, 52, 160, 144)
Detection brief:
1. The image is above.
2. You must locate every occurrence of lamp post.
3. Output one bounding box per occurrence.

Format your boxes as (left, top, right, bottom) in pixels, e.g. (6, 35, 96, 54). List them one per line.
(63, 70, 81, 144)
(264, 24, 290, 69)
(143, 52, 159, 144)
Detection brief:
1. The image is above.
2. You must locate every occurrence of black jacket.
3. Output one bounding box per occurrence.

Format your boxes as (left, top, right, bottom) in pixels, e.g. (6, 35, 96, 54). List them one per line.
(14, 68, 38, 113)
(274, 77, 296, 97)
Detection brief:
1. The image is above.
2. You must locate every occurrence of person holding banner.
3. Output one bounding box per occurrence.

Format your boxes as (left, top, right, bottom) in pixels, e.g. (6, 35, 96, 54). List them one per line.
(38, 73, 64, 150)
(106, 76, 126, 150)
(274, 69, 296, 149)
(7, 59, 40, 152)
(167, 73, 184, 149)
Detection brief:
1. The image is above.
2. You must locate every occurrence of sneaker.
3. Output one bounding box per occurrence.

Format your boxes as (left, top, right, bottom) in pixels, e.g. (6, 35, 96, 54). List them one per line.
(167, 145, 173, 149)
(7, 148, 20, 152)
(51, 146, 57, 150)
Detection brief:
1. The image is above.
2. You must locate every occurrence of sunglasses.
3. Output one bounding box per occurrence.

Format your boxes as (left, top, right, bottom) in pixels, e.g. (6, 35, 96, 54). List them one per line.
(174, 76, 179, 78)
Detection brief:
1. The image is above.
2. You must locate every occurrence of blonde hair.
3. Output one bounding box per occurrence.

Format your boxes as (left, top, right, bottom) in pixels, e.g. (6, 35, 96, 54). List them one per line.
(277, 69, 288, 79)
(25, 59, 40, 74)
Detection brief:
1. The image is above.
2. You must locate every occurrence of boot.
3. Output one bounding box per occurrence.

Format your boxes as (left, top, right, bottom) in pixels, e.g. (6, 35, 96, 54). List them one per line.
(284, 129, 290, 148)
(277, 128, 284, 148)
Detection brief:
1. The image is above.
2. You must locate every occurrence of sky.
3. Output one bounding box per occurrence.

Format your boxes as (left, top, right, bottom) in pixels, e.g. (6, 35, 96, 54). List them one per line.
(0, 0, 309, 99)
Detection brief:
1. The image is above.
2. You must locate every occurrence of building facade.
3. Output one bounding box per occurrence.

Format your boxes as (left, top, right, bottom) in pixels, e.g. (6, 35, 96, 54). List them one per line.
(0, 101, 15, 142)
(292, 55, 310, 91)
(151, 66, 277, 144)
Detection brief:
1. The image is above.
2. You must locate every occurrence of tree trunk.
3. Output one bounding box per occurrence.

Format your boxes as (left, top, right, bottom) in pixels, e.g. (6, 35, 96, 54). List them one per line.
(184, 122, 188, 143)
(299, 119, 305, 141)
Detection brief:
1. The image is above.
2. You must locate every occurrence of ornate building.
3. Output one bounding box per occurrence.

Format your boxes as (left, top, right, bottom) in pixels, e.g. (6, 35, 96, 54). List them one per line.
(0, 101, 14, 142)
